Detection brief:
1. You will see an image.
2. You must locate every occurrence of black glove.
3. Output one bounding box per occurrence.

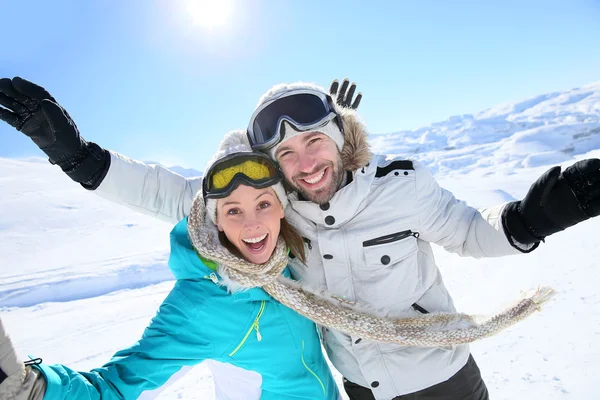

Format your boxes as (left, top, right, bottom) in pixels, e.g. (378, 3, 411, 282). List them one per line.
(503, 159, 600, 245)
(329, 78, 362, 110)
(0, 77, 110, 189)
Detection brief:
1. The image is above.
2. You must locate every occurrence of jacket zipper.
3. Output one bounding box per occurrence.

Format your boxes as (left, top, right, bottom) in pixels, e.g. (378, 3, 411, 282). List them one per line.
(228, 301, 266, 357)
(203, 273, 219, 284)
(303, 237, 313, 250)
(301, 340, 326, 396)
(411, 303, 429, 314)
(362, 230, 419, 247)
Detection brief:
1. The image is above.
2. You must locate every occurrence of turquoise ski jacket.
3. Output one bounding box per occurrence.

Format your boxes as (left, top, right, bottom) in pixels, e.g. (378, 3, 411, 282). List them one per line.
(36, 217, 340, 399)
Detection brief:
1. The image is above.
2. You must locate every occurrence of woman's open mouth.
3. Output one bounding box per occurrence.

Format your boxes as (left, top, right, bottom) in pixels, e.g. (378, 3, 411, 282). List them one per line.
(242, 233, 269, 253)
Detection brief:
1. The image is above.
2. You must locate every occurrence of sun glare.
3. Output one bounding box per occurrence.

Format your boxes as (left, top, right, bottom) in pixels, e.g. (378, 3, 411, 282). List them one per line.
(185, 0, 233, 28)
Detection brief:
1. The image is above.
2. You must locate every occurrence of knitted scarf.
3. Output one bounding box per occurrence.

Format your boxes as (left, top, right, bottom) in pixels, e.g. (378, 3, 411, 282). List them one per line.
(187, 191, 555, 348)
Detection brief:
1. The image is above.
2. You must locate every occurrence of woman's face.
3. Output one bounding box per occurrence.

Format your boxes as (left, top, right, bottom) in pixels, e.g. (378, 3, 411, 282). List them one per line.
(216, 184, 284, 264)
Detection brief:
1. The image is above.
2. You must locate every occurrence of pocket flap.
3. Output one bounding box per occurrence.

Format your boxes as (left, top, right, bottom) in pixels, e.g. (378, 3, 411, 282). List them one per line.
(363, 235, 418, 267)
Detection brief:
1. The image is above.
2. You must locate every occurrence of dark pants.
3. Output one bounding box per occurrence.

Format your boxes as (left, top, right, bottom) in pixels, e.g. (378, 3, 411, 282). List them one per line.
(343, 355, 489, 400)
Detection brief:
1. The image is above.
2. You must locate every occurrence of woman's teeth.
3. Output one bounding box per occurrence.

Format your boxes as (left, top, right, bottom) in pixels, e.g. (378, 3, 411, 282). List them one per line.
(303, 169, 325, 184)
(242, 233, 268, 244)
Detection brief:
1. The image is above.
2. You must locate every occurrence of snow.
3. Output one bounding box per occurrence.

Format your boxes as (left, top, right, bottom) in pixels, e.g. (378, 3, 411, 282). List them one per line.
(370, 81, 600, 177)
(1, 81, 600, 399)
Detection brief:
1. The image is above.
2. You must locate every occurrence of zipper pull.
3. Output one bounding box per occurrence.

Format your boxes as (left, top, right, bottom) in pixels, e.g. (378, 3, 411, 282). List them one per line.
(205, 273, 219, 284)
(255, 323, 262, 342)
(303, 237, 312, 250)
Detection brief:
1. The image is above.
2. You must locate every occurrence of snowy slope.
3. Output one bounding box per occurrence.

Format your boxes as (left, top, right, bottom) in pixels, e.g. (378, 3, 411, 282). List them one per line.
(371, 81, 600, 177)
(1, 81, 600, 399)
(0, 158, 174, 308)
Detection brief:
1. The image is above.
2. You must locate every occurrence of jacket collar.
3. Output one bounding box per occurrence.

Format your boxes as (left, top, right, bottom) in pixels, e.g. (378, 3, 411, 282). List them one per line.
(288, 160, 379, 227)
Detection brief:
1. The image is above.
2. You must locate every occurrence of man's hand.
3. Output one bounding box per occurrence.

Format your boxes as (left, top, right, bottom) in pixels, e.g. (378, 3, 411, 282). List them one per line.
(0, 77, 109, 188)
(329, 78, 362, 110)
(503, 159, 600, 244)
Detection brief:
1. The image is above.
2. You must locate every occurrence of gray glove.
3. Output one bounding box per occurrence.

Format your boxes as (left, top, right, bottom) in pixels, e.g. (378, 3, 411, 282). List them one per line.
(329, 78, 362, 110)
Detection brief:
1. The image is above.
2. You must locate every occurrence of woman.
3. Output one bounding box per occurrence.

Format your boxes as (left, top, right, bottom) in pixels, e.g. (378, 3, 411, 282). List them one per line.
(0, 131, 342, 400)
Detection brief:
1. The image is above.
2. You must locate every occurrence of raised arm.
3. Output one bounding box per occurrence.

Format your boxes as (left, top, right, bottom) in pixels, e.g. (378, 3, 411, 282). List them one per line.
(0, 284, 211, 400)
(413, 160, 528, 257)
(0, 77, 200, 223)
(94, 152, 202, 223)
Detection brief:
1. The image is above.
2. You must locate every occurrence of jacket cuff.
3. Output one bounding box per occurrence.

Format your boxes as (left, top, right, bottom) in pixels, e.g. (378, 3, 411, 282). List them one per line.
(501, 203, 540, 253)
(79, 146, 111, 190)
(33, 364, 63, 399)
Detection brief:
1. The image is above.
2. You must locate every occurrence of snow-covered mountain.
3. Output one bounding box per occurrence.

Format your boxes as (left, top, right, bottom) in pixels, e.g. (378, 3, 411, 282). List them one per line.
(143, 161, 202, 178)
(371, 81, 600, 176)
(1, 81, 600, 399)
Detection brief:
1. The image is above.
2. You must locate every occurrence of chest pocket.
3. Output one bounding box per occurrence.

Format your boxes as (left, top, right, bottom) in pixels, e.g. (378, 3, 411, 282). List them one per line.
(360, 230, 422, 301)
(362, 230, 419, 269)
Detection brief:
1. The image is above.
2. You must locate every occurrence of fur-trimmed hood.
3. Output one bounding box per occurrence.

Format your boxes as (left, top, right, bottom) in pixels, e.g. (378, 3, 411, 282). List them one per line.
(338, 106, 372, 172)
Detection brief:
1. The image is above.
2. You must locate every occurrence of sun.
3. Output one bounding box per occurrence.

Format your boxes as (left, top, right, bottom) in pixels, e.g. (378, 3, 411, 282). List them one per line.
(185, 0, 233, 28)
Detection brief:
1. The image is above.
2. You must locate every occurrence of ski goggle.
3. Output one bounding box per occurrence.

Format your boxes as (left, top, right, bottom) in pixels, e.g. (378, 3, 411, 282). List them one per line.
(202, 152, 283, 200)
(247, 89, 342, 151)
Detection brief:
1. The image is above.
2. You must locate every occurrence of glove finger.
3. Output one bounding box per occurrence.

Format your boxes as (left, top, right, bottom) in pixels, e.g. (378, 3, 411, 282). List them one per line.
(0, 92, 28, 114)
(528, 166, 561, 206)
(575, 158, 600, 185)
(337, 79, 350, 106)
(12, 77, 56, 103)
(0, 78, 31, 106)
(40, 99, 69, 134)
(345, 83, 357, 107)
(0, 107, 21, 128)
(329, 79, 339, 96)
(351, 92, 362, 110)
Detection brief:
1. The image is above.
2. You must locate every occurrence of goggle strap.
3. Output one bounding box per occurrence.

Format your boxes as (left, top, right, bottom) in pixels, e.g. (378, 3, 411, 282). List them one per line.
(204, 174, 282, 199)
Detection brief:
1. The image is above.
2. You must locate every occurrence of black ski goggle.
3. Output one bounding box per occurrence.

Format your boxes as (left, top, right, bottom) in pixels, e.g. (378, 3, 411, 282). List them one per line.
(202, 152, 283, 200)
(247, 89, 342, 151)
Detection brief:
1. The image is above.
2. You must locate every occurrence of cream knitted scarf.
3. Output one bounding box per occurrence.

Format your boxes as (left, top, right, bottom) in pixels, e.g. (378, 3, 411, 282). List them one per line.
(187, 191, 555, 348)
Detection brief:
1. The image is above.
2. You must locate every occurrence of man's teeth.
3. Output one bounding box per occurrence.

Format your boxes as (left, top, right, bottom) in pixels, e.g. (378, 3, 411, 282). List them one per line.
(303, 169, 325, 184)
(242, 233, 268, 244)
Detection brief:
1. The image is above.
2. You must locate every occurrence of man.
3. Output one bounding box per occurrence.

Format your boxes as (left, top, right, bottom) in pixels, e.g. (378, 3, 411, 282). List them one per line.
(2, 77, 600, 399)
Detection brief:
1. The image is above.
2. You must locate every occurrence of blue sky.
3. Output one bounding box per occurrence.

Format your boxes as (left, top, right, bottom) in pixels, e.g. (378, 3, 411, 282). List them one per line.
(1, 0, 599, 169)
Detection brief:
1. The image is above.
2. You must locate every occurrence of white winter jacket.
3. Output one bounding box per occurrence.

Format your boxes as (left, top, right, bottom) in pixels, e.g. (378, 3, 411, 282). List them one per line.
(284, 154, 525, 398)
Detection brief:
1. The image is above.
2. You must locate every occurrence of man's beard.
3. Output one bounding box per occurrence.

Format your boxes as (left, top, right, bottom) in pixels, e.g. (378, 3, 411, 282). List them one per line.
(289, 156, 344, 205)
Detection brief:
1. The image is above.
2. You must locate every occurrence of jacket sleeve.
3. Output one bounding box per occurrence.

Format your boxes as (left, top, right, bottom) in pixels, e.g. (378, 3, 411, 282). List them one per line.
(93, 151, 203, 224)
(413, 161, 533, 257)
(35, 284, 213, 400)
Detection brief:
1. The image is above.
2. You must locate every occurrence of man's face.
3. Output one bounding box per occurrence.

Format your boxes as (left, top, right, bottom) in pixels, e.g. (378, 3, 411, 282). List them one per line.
(274, 132, 344, 205)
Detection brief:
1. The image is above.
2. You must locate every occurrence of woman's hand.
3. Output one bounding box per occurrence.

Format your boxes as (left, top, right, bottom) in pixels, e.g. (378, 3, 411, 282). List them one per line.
(0, 77, 110, 187)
